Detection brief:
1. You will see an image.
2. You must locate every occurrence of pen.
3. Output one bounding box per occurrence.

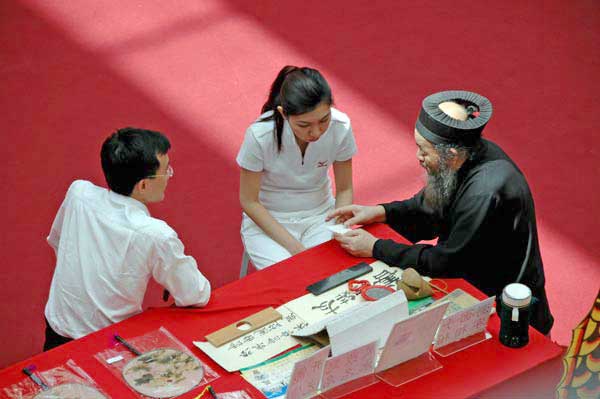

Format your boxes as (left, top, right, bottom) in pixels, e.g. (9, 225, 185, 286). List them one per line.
(22, 365, 50, 391)
(113, 334, 142, 356)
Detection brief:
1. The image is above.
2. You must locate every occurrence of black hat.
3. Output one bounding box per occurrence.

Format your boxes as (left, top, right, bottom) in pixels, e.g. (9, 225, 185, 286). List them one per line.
(415, 90, 492, 145)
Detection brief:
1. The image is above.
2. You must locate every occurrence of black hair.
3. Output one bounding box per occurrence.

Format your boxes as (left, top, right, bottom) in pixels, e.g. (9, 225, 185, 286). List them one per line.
(452, 99, 480, 119)
(100, 127, 171, 196)
(260, 65, 333, 151)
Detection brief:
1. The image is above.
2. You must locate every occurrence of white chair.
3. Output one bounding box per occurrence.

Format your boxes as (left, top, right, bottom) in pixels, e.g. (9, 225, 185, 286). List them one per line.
(239, 249, 251, 278)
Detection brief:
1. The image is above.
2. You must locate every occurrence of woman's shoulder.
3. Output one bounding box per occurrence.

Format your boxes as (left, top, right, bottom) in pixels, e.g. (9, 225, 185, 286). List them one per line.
(330, 107, 351, 127)
(246, 111, 276, 142)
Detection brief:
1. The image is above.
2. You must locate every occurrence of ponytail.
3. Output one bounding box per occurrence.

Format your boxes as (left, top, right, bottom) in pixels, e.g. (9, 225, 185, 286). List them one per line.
(260, 66, 299, 152)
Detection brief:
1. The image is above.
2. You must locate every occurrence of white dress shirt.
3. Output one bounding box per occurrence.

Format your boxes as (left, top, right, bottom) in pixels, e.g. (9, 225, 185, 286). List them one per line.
(44, 180, 210, 339)
(236, 107, 357, 213)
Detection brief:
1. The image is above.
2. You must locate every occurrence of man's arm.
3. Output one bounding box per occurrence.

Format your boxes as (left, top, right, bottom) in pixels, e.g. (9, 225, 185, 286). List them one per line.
(47, 202, 65, 255)
(47, 181, 81, 255)
(153, 235, 211, 307)
(331, 191, 441, 257)
(374, 192, 496, 277)
(381, 190, 441, 243)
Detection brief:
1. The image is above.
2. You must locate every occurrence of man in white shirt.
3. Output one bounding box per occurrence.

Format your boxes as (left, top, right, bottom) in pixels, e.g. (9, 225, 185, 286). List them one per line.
(44, 127, 211, 350)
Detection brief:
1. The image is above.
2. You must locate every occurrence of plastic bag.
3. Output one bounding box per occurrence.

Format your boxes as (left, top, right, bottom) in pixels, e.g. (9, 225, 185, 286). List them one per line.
(95, 326, 219, 398)
(1, 359, 109, 399)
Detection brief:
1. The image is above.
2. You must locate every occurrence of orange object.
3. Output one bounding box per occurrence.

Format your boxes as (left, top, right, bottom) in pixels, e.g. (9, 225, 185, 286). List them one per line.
(397, 268, 433, 300)
(556, 289, 600, 398)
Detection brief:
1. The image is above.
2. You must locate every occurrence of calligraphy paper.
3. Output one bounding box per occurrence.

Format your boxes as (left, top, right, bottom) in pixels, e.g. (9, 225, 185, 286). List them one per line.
(286, 346, 331, 399)
(284, 261, 404, 325)
(434, 296, 495, 349)
(320, 341, 377, 392)
(193, 306, 308, 372)
(327, 290, 408, 356)
(376, 302, 449, 372)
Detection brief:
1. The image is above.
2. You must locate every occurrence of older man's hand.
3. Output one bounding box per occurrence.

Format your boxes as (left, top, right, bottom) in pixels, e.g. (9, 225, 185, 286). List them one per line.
(333, 229, 378, 258)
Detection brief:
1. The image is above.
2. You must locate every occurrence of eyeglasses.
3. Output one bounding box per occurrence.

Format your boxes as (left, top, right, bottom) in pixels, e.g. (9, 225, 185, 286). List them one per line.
(147, 165, 174, 179)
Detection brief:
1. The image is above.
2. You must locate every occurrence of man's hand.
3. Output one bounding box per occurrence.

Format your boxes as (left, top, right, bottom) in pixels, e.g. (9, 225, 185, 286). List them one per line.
(333, 229, 378, 257)
(326, 204, 386, 227)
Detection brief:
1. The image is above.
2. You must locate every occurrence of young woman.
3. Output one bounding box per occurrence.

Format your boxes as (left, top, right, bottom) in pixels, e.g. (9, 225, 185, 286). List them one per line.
(237, 65, 357, 270)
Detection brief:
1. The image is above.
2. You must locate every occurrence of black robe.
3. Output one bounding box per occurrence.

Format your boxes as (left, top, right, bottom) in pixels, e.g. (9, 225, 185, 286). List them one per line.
(373, 139, 554, 334)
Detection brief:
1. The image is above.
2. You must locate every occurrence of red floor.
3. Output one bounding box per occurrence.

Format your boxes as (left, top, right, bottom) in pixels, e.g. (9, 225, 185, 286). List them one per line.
(1, 0, 598, 370)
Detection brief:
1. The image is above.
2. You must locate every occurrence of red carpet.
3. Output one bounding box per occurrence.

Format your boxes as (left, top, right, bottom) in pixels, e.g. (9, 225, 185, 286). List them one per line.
(1, 0, 598, 368)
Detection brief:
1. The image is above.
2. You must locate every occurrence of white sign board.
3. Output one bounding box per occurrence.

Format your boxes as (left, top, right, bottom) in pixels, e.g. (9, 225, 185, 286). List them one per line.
(286, 346, 331, 399)
(327, 290, 408, 356)
(320, 341, 377, 392)
(376, 302, 448, 372)
(434, 296, 495, 349)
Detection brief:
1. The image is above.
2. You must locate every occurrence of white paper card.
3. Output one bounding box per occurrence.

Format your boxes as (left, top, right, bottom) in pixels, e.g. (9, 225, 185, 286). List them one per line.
(327, 290, 408, 357)
(193, 305, 307, 372)
(106, 355, 124, 364)
(434, 296, 495, 349)
(292, 302, 370, 337)
(284, 261, 403, 325)
(325, 224, 352, 234)
(286, 346, 331, 399)
(376, 302, 449, 372)
(321, 341, 377, 392)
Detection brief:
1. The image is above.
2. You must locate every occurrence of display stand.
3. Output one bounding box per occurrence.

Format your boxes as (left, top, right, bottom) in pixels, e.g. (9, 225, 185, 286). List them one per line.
(319, 374, 379, 399)
(317, 341, 378, 399)
(376, 352, 442, 387)
(431, 296, 495, 358)
(433, 330, 492, 357)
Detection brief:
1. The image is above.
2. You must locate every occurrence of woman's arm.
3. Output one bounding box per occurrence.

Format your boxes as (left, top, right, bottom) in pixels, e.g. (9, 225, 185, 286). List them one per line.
(333, 159, 353, 209)
(239, 168, 305, 255)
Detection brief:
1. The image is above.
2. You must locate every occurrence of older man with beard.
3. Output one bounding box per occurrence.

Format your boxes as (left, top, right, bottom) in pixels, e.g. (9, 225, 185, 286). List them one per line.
(327, 90, 553, 334)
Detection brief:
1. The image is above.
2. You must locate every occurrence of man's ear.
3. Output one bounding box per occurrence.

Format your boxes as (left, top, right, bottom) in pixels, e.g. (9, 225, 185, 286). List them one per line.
(448, 147, 467, 170)
(129, 179, 147, 203)
(276, 106, 286, 119)
(132, 179, 146, 195)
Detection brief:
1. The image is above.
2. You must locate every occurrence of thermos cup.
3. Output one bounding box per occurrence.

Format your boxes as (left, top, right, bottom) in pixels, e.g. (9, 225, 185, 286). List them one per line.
(499, 283, 532, 348)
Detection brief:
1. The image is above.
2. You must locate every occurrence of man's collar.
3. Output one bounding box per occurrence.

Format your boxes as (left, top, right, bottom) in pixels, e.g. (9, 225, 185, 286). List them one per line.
(456, 141, 487, 182)
(108, 189, 150, 215)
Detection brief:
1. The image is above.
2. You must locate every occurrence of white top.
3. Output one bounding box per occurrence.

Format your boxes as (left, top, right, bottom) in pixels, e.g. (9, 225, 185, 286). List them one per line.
(44, 180, 211, 339)
(236, 107, 357, 212)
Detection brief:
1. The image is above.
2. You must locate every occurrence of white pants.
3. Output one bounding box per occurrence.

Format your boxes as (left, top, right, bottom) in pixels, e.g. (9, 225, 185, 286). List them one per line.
(241, 200, 335, 270)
